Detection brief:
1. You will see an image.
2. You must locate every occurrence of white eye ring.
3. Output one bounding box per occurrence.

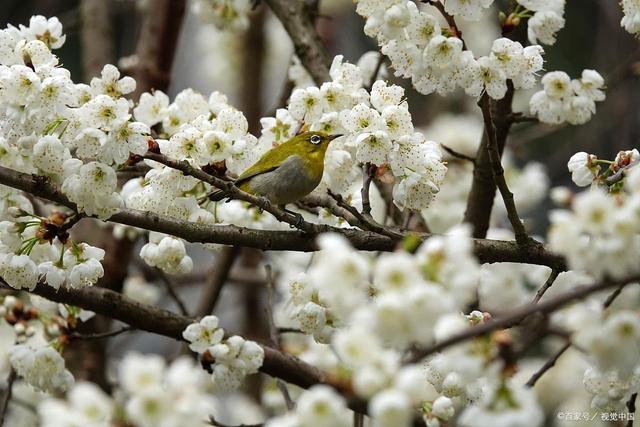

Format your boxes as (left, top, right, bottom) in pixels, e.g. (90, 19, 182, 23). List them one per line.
(310, 135, 322, 145)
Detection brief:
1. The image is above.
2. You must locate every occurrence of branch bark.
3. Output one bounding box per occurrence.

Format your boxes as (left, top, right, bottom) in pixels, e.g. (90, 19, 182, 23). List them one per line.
(477, 93, 530, 244)
(464, 85, 515, 238)
(264, 0, 330, 84)
(0, 164, 566, 268)
(195, 246, 240, 317)
(130, 0, 186, 99)
(19, 281, 365, 411)
(80, 0, 114, 80)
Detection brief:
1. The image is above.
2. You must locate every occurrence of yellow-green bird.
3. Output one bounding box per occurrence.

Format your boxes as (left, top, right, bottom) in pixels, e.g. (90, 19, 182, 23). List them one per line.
(211, 131, 342, 205)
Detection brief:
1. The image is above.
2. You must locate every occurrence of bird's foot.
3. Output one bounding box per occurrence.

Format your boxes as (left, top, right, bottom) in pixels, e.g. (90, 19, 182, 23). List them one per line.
(281, 206, 305, 229)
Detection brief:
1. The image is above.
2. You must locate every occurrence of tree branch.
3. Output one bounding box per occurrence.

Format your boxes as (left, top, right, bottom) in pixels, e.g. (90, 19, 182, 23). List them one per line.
(130, 0, 186, 99)
(532, 268, 560, 303)
(0, 369, 16, 427)
(406, 274, 640, 363)
(0, 164, 566, 268)
(15, 280, 368, 413)
(264, 0, 330, 84)
(156, 269, 189, 316)
(464, 85, 515, 238)
(478, 93, 530, 244)
(69, 326, 134, 341)
(195, 246, 240, 317)
(525, 341, 571, 387)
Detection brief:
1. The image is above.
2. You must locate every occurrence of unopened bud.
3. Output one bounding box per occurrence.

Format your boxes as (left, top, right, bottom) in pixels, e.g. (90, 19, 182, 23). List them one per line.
(13, 322, 26, 335)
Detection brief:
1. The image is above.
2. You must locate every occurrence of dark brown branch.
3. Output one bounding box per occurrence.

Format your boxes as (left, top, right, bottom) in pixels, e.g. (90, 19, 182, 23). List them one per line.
(525, 341, 571, 387)
(69, 326, 134, 341)
(264, 0, 330, 84)
(0, 164, 566, 268)
(406, 274, 640, 363)
(130, 0, 186, 98)
(196, 247, 240, 317)
(361, 163, 374, 216)
(440, 144, 476, 164)
(209, 416, 263, 427)
(478, 93, 530, 245)
(423, 0, 465, 47)
(0, 369, 16, 427)
(157, 269, 189, 316)
(328, 190, 402, 239)
(16, 280, 369, 413)
(532, 268, 560, 303)
(627, 393, 637, 427)
(364, 54, 385, 93)
(464, 85, 515, 239)
(603, 284, 626, 308)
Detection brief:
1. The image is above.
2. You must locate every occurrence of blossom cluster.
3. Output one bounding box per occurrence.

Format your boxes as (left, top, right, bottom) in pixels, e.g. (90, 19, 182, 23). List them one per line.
(183, 315, 265, 391)
(271, 230, 552, 427)
(354, 1, 545, 100)
(530, 70, 606, 125)
(519, 0, 566, 46)
(549, 150, 640, 280)
(620, 0, 640, 36)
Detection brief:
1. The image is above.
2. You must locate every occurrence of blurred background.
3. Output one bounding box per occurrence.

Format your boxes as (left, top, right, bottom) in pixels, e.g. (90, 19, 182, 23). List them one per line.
(0, 1, 638, 421)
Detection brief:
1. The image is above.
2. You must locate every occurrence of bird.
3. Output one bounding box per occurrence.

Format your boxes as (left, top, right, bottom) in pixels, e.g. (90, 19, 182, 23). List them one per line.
(209, 131, 342, 206)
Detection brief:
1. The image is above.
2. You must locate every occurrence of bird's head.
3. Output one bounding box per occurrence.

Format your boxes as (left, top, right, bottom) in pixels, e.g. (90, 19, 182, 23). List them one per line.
(290, 131, 343, 155)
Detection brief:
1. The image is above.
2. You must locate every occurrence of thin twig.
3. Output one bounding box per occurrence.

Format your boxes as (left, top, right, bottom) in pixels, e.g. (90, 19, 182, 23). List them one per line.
(478, 94, 531, 245)
(532, 268, 560, 303)
(69, 326, 134, 341)
(196, 246, 240, 317)
(354, 413, 364, 427)
(0, 369, 16, 427)
(525, 341, 571, 387)
(209, 416, 263, 427)
(264, 265, 280, 349)
(361, 163, 374, 216)
(278, 327, 304, 334)
(423, 0, 465, 47)
(157, 269, 189, 316)
(406, 273, 640, 363)
(328, 190, 402, 239)
(627, 393, 637, 427)
(603, 284, 626, 308)
(365, 54, 385, 93)
(277, 379, 296, 411)
(440, 144, 476, 163)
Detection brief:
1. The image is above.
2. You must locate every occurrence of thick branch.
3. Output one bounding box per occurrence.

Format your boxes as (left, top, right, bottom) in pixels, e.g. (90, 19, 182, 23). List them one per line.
(21, 281, 362, 409)
(130, 0, 186, 98)
(0, 164, 566, 268)
(464, 85, 515, 238)
(195, 246, 240, 317)
(477, 93, 529, 244)
(264, 0, 330, 84)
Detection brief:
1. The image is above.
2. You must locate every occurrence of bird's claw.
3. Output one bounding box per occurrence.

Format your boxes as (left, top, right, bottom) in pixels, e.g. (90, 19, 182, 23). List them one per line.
(289, 213, 305, 229)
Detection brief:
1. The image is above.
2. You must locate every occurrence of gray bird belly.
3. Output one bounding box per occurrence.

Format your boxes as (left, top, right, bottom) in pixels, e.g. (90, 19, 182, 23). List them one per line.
(248, 155, 320, 205)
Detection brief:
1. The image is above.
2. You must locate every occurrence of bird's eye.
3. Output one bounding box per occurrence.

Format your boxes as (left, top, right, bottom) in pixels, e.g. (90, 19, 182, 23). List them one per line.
(310, 134, 322, 145)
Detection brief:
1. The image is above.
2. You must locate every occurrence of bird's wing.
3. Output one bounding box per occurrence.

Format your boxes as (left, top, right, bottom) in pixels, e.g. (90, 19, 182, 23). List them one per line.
(234, 142, 294, 186)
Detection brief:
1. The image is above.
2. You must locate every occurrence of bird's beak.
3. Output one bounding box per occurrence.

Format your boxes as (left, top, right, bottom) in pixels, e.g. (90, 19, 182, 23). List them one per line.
(329, 134, 344, 141)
